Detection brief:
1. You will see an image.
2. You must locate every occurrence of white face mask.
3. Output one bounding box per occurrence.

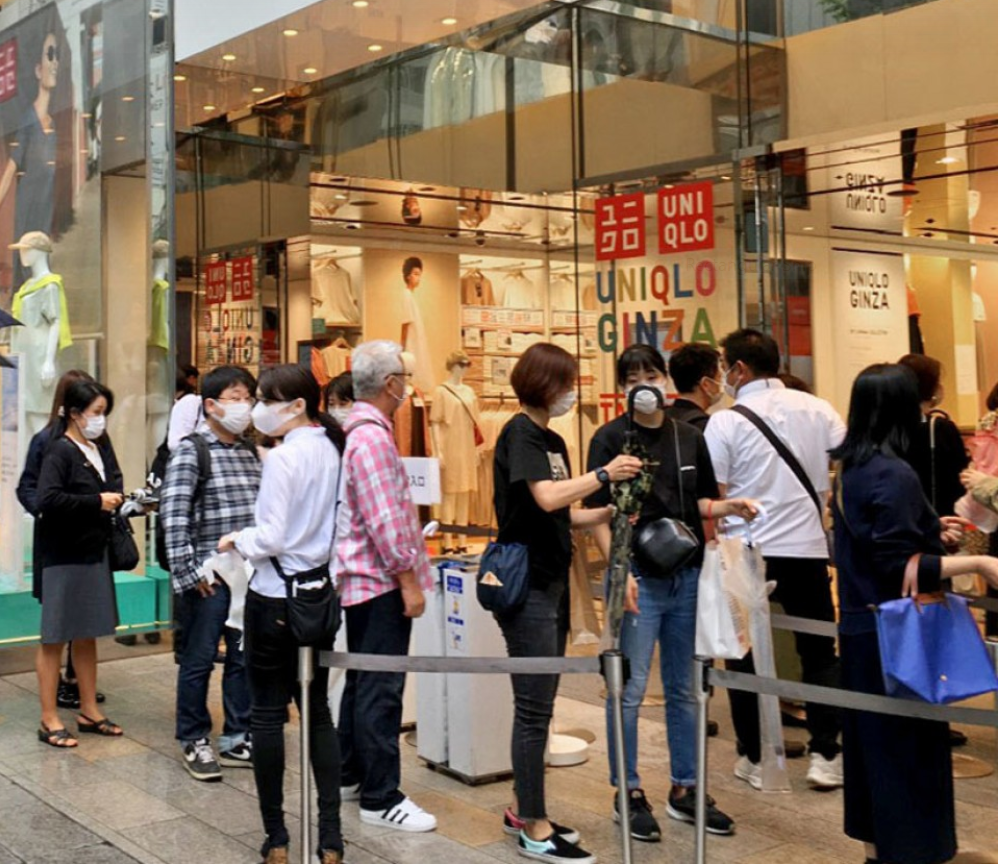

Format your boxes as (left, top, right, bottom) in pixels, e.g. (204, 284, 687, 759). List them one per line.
(549, 390, 577, 418)
(79, 414, 106, 441)
(331, 407, 352, 426)
(704, 377, 725, 407)
(213, 401, 253, 435)
(251, 401, 296, 436)
(627, 384, 666, 415)
(722, 366, 740, 400)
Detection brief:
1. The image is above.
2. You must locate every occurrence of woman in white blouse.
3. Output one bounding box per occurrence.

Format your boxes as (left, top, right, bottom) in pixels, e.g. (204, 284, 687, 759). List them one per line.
(219, 365, 345, 865)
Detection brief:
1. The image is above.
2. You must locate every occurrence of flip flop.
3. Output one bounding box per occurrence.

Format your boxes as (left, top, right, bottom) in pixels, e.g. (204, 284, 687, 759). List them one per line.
(77, 714, 123, 737)
(38, 723, 78, 748)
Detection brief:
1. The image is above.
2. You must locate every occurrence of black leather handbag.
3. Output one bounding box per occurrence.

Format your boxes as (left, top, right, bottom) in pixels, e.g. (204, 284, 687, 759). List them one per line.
(109, 513, 140, 572)
(632, 420, 700, 577)
(271, 557, 341, 646)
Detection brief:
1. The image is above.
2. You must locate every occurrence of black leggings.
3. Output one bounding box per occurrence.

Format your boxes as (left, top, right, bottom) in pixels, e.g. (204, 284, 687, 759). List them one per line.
(245, 591, 342, 854)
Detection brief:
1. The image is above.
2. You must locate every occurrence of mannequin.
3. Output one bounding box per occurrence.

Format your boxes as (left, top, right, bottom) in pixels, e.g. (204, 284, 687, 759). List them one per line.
(9, 231, 71, 436)
(399, 256, 435, 393)
(147, 239, 172, 458)
(430, 351, 481, 553)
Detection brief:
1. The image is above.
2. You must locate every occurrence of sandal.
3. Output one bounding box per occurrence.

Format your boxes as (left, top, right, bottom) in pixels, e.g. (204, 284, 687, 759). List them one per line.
(38, 723, 78, 748)
(77, 714, 123, 737)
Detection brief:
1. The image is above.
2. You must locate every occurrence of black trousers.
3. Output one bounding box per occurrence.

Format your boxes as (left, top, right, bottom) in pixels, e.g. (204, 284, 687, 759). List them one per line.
(338, 589, 411, 811)
(245, 591, 342, 854)
(725, 557, 841, 762)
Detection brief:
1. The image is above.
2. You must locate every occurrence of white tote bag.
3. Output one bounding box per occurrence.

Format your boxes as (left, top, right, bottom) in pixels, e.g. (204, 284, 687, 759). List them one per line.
(695, 542, 751, 660)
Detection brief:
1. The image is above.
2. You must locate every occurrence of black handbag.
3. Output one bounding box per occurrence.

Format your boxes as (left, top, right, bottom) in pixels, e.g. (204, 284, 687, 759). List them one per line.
(476, 540, 530, 614)
(271, 557, 341, 646)
(632, 420, 700, 577)
(109, 513, 140, 572)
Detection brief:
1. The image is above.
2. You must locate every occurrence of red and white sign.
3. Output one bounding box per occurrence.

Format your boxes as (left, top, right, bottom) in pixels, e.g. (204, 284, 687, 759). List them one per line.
(0, 39, 17, 104)
(658, 181, 714, 254)
(595, 192, 646, 261)
(205, 262, 227, 305)
(231, 256, 254, 302)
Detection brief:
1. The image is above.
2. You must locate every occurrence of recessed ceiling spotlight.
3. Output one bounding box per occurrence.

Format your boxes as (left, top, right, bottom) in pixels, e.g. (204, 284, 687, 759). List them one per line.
(114, 135, 127, 142)
(720, 174, 732, 181)
(441, 17, 458, 25)
(121, 95, 135, 102)
(283, 28, 299, 36)
(352, 0, 369, 7)
(803, 226, 814, 231)
(303, 67, 318, 75)
(203, 104, 217, 111)
(173, 74, 187, 82)
(334, 193, 349, 201)
(936, 156, 959, 165)
(251, 86, 266, 94)
(367, 43, 383, 52)
(222, 53, 237, 61)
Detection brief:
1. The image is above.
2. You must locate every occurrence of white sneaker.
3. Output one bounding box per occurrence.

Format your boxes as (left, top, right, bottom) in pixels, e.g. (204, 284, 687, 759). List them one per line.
(733, 756, 762, 790)
(806, 753, 843, 790)
(340, 782, 361, 802)
(360, 796, 437, 833)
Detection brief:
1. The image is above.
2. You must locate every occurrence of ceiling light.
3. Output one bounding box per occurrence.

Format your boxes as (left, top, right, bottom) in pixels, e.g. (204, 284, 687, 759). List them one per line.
(203, 104, 217, 111)
(251, 86, 265, 94)
(222, 53, 237, 61)
(367, 43, 383, 52)
(334, 193, 349, 200)
(114, 136, 126, 142)
(936, 156, 959, 165)
(283, 28, 299, 36)
(121, 95, 135, 102)
(441, 16, 458, 25)
(720, 174, 732, 181)
(303, 67, 318, 75)
(352, 0, 369, 6)
(173, 74, 187, 82)
(803, 226, 814, 231)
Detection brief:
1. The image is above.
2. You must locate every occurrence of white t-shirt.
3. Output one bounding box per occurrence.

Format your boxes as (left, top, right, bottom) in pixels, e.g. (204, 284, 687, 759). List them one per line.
(705, 379, 846, 559)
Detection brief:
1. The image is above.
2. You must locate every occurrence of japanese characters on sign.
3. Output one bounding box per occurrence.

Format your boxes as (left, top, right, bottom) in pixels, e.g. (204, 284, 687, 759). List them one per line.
(595, 192, 646, 261)
(204, 262, 227, 305)
(231, 256, 255, 302)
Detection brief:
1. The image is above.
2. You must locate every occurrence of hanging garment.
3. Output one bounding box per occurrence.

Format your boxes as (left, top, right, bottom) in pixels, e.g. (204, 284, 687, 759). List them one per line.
(461, 270, 496, 306)
(431, 383, 481, 494)
(312, 261, 361, 325)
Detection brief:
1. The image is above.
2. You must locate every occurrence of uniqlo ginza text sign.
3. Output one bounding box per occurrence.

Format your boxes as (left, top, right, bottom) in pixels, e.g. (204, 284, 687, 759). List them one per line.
(595, 192, 646, 261)
(658, 181, 714, 254)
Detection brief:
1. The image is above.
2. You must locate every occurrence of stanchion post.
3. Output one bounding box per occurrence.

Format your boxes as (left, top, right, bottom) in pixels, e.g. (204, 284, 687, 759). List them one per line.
(694, 655, 711, 865)
(299, 646, 314, 865)
(601, 650, 632, 865)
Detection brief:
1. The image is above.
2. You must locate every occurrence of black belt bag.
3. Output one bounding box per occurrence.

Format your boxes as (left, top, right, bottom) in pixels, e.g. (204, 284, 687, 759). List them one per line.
(270, 558, 340, 646)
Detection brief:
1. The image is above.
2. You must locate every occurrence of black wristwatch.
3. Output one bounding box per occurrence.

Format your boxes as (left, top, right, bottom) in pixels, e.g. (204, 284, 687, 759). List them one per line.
(595, 466, 611, 485)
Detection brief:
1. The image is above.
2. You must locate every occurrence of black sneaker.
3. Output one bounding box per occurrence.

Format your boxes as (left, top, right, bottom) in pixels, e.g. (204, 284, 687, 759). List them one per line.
(503, 808, 580, 845)
(665, 788, 735, 836)
(612, 788, 661, 842)
(218, 740, 253, 768)
(182, 737, 222, 782)
(517, 830, 596, 863)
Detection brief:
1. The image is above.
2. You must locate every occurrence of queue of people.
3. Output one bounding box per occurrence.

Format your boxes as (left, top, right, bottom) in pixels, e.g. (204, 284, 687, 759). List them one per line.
(17, 333, 997, 865)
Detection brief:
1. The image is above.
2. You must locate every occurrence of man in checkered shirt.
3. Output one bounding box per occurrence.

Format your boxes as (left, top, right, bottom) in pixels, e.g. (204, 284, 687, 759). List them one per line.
(161, 365, 261, 783)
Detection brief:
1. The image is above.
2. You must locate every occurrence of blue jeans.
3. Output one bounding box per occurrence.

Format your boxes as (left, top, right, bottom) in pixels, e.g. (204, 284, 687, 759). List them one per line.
(175, 584, 251, 751)
(606, 565, 699, 789)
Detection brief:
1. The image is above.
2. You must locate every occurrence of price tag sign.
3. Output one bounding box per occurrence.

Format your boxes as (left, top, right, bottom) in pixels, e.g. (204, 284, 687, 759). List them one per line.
(205, 262, 227, 305)
(402, 457, 441, 506)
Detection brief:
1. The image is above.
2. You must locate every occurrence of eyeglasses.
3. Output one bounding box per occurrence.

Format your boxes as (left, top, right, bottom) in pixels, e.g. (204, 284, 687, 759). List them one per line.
(216, 396, 256, 406)
(46, 45, 60, 63)
(387, 371, 413, 379)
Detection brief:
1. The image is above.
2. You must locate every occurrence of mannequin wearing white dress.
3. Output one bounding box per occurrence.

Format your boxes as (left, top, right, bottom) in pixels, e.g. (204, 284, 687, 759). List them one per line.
(147, 240, 172, 459)
(431, 351, 481, 553)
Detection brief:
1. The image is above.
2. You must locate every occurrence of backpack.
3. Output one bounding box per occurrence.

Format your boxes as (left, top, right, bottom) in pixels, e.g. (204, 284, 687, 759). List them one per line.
(154, 433, 214, 570)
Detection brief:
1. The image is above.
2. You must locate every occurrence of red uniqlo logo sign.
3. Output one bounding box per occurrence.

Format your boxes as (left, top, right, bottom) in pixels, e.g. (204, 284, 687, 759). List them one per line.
(0, 39, 17, 104)
(231, 256, 254, 301)
(595, 192, 646, 261)
(205, 262, 227, 305)
(658, 181, 714, 254)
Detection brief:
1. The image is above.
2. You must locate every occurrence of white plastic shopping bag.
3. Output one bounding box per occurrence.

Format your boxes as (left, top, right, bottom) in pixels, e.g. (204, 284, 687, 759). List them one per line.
(198, 550, 251, 632)
(695, 542, 751, 659)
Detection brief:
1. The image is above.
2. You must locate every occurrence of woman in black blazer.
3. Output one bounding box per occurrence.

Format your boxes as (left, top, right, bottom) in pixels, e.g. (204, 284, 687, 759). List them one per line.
(35, 380, 125, 747)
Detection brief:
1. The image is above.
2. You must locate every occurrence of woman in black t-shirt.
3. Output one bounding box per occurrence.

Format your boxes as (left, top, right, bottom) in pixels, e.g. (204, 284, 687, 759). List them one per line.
(493, 343, 641, 865)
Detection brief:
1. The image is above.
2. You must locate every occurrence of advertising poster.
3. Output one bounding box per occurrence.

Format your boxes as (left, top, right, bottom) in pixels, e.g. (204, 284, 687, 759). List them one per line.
(825, 135, 904, 233)
(830, 249, 908, 410)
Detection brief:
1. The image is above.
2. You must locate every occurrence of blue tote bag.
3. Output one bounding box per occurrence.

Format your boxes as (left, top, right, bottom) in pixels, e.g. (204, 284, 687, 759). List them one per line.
(875, 591, 998, 705)
(476, 541, 529, 614)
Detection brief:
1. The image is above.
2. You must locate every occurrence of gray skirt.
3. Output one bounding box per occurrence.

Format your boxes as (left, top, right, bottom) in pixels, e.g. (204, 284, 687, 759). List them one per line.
(40, 553, 119, 644)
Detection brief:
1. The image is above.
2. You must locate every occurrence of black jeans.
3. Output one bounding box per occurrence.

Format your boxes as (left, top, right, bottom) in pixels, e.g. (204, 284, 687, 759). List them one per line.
(726, 557, 841, 762)
(496, 581, 568, 821)
(338, 588, 411, 811)
(245, 591, 342, 854)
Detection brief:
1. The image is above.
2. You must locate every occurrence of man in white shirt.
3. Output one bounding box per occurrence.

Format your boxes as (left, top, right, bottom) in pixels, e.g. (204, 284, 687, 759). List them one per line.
(705, 329, 846, 791)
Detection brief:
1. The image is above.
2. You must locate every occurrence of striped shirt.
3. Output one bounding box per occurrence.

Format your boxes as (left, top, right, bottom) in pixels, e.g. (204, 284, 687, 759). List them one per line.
(335, 401, 432, 607)
(161, 429, 261, 594)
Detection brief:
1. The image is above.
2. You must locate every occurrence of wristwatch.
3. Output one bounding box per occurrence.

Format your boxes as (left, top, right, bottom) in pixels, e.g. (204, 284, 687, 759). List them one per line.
(595, 466, 611, 485)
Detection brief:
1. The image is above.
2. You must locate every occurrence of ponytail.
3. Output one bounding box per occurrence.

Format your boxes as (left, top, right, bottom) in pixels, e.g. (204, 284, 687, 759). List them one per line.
(317, 411, 346, 453)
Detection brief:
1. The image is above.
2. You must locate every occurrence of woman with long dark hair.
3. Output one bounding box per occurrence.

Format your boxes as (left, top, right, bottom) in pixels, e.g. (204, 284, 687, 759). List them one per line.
(218, 364, 345, 864)
(35, 379, 125, 747)
(831, 363, 996, 863)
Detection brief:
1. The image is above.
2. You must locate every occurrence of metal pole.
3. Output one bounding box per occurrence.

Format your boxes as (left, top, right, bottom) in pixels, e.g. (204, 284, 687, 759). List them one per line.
(299, 646, 314, 865)
(694, 655, 711, 865)
(602, 650, 632, 865)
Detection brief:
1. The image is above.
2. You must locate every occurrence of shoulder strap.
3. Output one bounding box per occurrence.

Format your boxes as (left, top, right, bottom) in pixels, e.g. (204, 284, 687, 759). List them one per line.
(731, 404, 824, 522)
(929, 414, 938, 510)
(182, 433, 213, 505)
(441, 384, 480, 428)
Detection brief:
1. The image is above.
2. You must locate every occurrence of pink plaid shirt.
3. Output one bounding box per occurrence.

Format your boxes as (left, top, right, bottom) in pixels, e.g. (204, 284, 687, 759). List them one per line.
(335, 401, 433, 607)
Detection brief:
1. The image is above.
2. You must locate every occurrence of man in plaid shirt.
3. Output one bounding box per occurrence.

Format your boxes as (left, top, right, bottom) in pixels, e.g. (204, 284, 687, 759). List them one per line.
(161, 366, 261, 783)
(336, 340, 437, 833)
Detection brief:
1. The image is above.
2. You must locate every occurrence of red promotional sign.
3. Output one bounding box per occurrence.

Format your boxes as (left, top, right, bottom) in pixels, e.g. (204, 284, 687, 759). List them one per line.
(657, 181, 714, 254)
(0, 39, 17, 104)
(205, 262, 227, 305)
(595, 192, 646, 261)
(231, 256, 254, 302)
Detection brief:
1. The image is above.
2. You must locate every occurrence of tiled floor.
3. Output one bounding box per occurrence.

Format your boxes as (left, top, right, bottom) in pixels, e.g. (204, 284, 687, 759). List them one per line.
(0, 650, 995, 864)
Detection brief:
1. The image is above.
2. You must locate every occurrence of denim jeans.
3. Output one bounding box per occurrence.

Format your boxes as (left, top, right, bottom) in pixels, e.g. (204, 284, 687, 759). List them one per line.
(496, 581, 568, 820)
(606, 565, 699, 789)
(174, 584, 250, 751)
(338, 589, 412, 811)
(245, 591, 342, 854)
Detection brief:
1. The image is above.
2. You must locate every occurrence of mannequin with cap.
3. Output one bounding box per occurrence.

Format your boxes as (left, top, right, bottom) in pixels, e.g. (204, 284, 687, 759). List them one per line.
(430, 350, 481, 553)
(146, 238, 172, 457)
(9, 230, 72, 436)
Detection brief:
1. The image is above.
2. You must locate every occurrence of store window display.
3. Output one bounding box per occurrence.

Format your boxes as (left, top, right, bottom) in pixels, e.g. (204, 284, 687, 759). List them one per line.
(311, 254, 361, 326)
(9, 231, 72, 437)
(147, 239, 172, 458)
(431, 351, 483, 553)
